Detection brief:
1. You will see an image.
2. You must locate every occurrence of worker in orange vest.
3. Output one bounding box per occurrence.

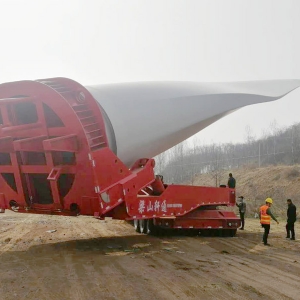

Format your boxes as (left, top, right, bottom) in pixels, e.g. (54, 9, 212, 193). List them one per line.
(259, 198, 279, 246)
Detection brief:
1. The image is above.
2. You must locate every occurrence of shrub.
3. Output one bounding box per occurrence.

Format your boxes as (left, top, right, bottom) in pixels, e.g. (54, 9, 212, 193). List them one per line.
(286, 168, 300, 179)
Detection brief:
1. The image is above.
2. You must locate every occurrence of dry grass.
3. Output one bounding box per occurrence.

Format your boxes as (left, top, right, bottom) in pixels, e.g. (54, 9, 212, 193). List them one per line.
(190, 164, 300, 217)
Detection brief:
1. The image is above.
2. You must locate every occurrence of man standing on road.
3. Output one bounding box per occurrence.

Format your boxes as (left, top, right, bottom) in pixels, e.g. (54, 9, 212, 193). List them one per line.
(236, 196, 246, 230)
(228, 173, 236, 188)
(286, 199, 296, 240)
(259, 198, 279, 246)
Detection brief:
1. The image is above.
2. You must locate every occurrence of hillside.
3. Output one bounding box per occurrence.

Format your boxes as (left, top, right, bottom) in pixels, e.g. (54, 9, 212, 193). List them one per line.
(192, 164, 300, 217)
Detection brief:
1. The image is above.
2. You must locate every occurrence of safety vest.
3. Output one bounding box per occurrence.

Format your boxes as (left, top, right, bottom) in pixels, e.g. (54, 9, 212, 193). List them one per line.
(260, 205, 271, 224)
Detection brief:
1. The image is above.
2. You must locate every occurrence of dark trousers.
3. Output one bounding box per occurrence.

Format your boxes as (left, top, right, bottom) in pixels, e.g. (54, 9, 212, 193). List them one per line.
(240, 212, 245, 229)
(262, 224, 270, 244)
(286, 221, 295, 239)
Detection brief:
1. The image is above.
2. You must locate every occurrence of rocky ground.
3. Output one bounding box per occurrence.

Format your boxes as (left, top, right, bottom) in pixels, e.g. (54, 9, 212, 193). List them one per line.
(0, 210, 299, 300)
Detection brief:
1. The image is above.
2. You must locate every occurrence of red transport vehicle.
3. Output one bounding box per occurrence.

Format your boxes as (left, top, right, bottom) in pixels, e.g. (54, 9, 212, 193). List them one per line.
(2, 76, 278, 236)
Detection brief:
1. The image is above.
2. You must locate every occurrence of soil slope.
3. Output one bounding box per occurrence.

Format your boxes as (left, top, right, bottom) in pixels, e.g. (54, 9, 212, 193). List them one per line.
(193, 164, 300, 216)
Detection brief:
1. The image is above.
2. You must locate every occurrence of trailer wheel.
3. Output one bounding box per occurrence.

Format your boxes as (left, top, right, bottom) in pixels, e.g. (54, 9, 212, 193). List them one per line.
(139, 219, 147, 234)
(200, 229, 210, 237)
(186, 229, 199, 236)
(230, 229, 237, 237)
(134, 219, 141, 233)
(146, 219, 157, 235)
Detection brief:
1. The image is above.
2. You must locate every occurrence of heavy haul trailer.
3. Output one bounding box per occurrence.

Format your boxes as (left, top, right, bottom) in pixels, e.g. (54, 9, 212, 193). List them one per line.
(0, 78, 299, 236)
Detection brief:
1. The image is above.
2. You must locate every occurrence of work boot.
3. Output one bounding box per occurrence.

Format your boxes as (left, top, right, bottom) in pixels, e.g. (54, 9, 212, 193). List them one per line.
(290, 237, 295, 240)
(286, 236, 290, 239)
(239, 227, 244, 230)
(264, 243, 271, 246)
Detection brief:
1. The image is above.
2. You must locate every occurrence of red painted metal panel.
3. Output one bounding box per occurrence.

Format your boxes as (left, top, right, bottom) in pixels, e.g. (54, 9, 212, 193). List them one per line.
(0, 137, 14, 152)
(13, 136, 47, 152)
(43, 134, 79, 152)
(125, 185, 235, 219)
(0, 78, 104, 214)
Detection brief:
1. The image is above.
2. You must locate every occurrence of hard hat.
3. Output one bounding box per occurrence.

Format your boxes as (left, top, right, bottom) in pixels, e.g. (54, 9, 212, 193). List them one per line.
(265, 198, 273, 204)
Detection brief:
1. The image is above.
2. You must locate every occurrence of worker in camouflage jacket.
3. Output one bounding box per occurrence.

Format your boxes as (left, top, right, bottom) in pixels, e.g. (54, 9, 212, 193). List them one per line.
(236, 196, 246, 230)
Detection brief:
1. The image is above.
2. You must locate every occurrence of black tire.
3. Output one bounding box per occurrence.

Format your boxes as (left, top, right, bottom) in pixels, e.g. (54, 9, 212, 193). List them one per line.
(146, 219, 158, 235)
(139, 219, 147, 234)
(186, 229, 199, 236)
(217, 229, 225, 237)
(134, 219, 140, 233)
(200, 229, 210, 237)
(230, 229, 237, 237)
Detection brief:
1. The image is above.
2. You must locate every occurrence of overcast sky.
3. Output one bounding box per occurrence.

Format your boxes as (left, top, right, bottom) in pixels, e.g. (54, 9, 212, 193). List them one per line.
(1, 0, 300, 145)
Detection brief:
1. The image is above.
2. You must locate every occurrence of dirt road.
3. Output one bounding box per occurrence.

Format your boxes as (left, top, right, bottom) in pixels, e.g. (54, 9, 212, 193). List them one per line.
(0, 211, 299, 300)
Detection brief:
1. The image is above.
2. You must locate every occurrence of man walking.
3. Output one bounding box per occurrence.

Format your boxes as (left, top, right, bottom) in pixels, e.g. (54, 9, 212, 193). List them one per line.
(286, 199, 296, 240)
(260, 198, 279, 246)
(228, 173, 236, 188)
(236, 196, 246, 230)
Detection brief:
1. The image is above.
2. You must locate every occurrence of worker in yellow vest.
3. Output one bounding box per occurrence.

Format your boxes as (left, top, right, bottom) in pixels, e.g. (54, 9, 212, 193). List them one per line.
(260, 198, 279, 246)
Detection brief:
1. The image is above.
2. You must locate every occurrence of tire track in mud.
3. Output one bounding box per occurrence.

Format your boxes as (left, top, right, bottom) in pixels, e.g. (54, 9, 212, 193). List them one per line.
(217, 259, 294, 300)
(75, 225, 300, 299)
(12, 257, 60, 300)
(215, 237, 300, 270)
(50, 218, 121, 299)
(218, 236, 300, 268)
(220, 252, 300, 289)
(36, 219, 145, 299)
(96, 227, 298, 299)
(206, 260, 288, 299)
(125, 254, 213, 299)
(144, 234, 297, 299)
(1, 213, 299, 300)
(148, 255, 232, 299)
(63, 253, 99, 299)
(208, 239, 299, 299)
(76, 235, 236, 300)
(138, 245, 255, 300)
(90, 258, 164, 300)
(179, 255, 263, 300)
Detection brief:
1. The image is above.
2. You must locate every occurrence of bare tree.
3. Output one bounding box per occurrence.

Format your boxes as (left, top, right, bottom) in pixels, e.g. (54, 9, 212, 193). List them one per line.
(243, 125, 257, 165)
(190, 136, 201, 185)
(161, 121, 300, 186)
(269, 119, 280, 164)
(209, 144, 223, 187)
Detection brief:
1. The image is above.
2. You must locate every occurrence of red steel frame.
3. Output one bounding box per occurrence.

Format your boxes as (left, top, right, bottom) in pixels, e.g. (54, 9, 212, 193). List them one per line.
(0, 77, 240, 231)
